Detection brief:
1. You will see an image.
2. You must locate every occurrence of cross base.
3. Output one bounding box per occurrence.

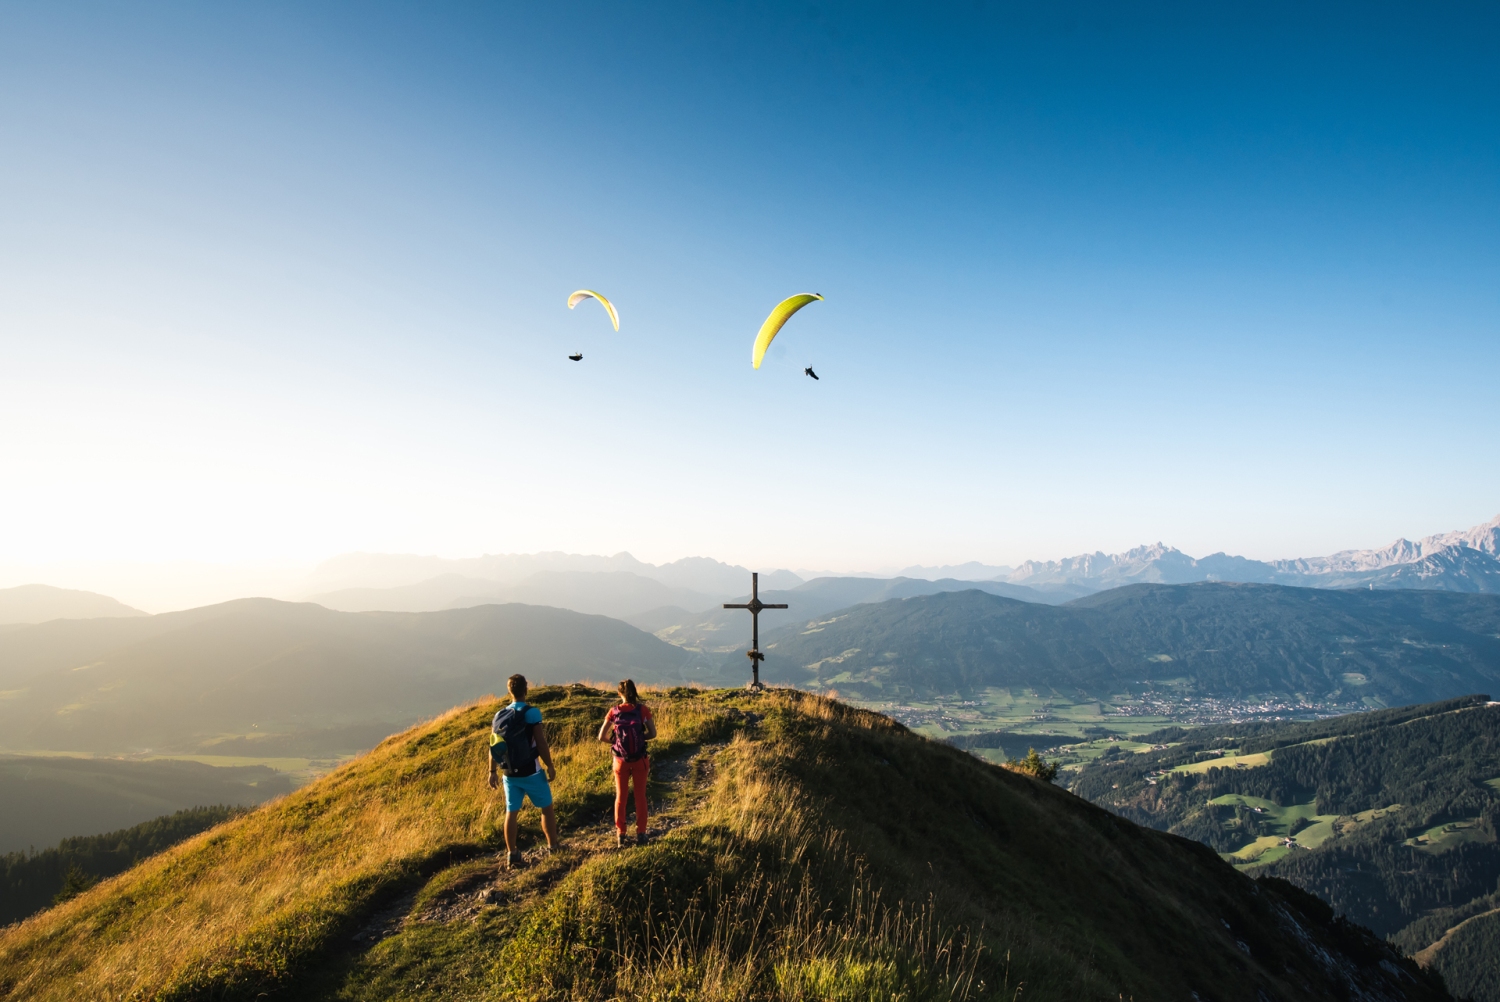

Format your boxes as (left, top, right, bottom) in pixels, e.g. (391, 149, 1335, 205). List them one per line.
(745, 649, 766, 690)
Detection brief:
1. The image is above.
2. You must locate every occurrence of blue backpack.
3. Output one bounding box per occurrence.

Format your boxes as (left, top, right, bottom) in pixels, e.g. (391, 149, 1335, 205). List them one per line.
(491, 703, 539, 777)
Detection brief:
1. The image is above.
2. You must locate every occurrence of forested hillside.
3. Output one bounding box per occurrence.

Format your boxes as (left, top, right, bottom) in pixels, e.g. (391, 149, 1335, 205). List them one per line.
(1067, 696, 1500, 1000)
(0, 806, 242, 926)
(650, 574, 1061, 653)
(754, 584, 1500, 705)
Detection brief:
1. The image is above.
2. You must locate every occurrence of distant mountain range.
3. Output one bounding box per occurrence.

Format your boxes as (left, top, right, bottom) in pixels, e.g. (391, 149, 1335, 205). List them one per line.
(21, 580, 1498, 760)
(8, 515, 1494, 625)
(1002, 514, 1500, 596)
(654, 575, 1061, 653)
(302, 515, 1500, 628)
(0, 584, 146, 625)
(308, 567, 1063, 630)
(309, 570, 726, 621)
(307, 512, 1500, 649)
(892, 561, 1013, 581)
(748, 583, 1500, 707)
(302, 551, 802, 607)
(0, 599, 690, 758)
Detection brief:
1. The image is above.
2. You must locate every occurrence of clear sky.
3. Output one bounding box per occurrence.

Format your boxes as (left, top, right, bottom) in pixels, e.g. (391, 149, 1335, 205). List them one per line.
(1, 1, 1497, 588)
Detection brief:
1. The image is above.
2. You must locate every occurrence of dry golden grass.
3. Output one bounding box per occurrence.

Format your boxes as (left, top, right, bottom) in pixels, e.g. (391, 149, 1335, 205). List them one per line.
(595, 770, 986, 1002)
(0, 688, 627, 1002)
(0, 684, 1444, 1002)
(0, 684, 767, 1001)
(489, 691, 989, 1002)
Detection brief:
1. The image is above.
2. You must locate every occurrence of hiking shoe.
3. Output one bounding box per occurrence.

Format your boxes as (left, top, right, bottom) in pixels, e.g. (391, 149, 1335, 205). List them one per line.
(506, 851, 524, 870)
(636, 831, 649, 847)
(616, 831, 630, 848)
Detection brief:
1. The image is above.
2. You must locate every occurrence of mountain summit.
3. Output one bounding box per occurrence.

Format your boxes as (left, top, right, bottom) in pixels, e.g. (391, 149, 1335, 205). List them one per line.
(0, 687, 1446, 1001)
(0, 584, 146, 625)
(1282, 514, 1500, 573)
(1005, 514, 1500, 596)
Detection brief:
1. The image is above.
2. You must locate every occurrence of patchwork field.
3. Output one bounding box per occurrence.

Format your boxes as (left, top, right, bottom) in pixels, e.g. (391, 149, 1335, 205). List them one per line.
(1205, 795, 1340, 867)
(846, 687, 1177, 744)
(1205, 800, 1409, 870)
(1171, 750, 1272, 774)
(1406, 818, 1491, 853)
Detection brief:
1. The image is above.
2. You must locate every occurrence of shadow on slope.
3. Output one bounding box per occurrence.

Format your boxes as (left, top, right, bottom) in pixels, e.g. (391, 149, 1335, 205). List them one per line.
(0, 688, 1448, 1001)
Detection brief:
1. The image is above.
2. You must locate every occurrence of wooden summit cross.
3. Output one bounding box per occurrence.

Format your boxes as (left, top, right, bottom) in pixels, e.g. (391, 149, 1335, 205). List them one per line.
(723, 572, 787, 690)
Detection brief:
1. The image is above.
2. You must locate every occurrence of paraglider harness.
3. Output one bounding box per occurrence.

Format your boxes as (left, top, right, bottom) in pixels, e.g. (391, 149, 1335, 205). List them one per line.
(490, 702, 540, 778)
(611, 704, 649, 763)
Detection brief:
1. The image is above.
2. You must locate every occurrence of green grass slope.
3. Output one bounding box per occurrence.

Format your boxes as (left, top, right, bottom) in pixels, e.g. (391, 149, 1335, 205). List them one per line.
(0, 687, 1445, 1001)
(0, 599, 688, 757)
(754, 583, 1500, 705)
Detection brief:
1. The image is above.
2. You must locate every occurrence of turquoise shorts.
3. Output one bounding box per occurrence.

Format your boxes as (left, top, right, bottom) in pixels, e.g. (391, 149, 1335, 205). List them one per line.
(502, 769, 553, 812)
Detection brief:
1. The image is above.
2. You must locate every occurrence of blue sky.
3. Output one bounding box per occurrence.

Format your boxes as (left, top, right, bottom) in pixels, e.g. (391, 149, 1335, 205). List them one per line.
(1, 1, 1496, 582)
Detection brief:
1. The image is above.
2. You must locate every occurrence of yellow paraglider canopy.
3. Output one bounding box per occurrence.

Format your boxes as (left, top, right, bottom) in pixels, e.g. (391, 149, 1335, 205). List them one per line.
(567, 289, 619, 331)
(752, 293, 823, 369)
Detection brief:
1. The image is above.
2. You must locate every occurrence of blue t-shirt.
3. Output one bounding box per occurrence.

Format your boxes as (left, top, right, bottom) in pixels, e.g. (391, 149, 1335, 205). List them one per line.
(492, 702, 543, 730)
(491, 701, 544, 775)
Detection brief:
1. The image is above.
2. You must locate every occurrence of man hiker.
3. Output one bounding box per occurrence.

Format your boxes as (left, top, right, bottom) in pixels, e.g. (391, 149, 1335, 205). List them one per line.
(488, 673, 559, 868)
(596, 678, 656, 847)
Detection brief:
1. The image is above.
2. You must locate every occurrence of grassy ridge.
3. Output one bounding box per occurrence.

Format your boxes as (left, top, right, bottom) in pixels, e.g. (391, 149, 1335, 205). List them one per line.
(0, 687, 1447, 1001)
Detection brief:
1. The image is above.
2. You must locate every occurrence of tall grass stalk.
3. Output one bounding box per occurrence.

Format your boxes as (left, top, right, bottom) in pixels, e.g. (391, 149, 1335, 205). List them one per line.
(604, 843, 984, 1001)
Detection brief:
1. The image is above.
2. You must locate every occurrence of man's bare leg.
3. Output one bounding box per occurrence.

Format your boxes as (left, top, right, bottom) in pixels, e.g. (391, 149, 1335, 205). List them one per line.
(505, 808, 558, 856)
(505, 811, 521, 855)
(541, 806, 560, 850)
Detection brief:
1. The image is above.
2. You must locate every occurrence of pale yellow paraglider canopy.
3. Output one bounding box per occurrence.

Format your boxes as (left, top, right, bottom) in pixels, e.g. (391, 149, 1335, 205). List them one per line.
(567, 289, 619, 331)
(752, 293, 823, 369)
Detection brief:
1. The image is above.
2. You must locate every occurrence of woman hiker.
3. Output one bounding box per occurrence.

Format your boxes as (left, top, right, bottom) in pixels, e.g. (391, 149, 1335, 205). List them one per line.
(596, 679, 656, 847)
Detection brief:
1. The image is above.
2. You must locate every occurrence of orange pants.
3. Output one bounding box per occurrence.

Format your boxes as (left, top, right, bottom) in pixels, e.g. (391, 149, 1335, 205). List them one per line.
(613, 756, 649, 835)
